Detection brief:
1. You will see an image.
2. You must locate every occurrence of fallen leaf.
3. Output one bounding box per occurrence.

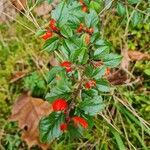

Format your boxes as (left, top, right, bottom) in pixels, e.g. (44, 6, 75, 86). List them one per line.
(10, 93, 52, 150)
(107, 70, 127, 85)
(0, 0, 17, 23)
(128, 51, 150, 61)
(34, 0, 60, 17)
(11, 0, 26, 11)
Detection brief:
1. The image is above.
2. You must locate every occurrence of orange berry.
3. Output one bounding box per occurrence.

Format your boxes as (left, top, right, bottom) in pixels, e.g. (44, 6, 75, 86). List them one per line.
(85, 80, 96, 89)
(42, 31, 53, 40)
(82, 6, 88, 12)
(60, 61, 72, 72)
(72, 116, 88, 129)
(60, 123, 68, 131)
(50, 19, 59, 32)
(77, 23, 84, 33)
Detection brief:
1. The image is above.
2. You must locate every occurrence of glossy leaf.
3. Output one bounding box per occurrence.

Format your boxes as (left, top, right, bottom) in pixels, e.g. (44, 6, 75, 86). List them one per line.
(116, 2, 126, 17)
(39, 112, 64, 143)
(103, 53, 122, 68)
(43, 37, 59, 52)
(60, 25, 73, 38)
(96, 79, 110, 92)
(79, 96, 105, 116)
(47, 66, 64, 83)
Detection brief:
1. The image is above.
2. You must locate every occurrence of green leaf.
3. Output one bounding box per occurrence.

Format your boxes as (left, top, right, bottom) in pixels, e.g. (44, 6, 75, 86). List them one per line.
(144, 69, 150, 76)
(93, 66, 106, 79)
(128, 0, 140, 4)
(52, 1, 83, 27)
(96, 79, 110, 92)
(116, 2, 126, 17)
(78, 47, 89, 64)
(131, 11, 143, 27)
(60, 25, 73, 38)
(45, 87, 70, 102)
(110, 127, 126, 150)
(82, 89, 99, 99)
(43, 37, 59, 52)
(95, 39, 111, 47)
(94, 46, 110, 59)
(67, 125, 83, 139)
(85, 65, 106, 79)
(52, 2, 68, 25)
(85, 10, 99, 27)
(63, 38, 79, 52)
(103, 53, 122, 68)
(46, 72, 71, 102)
(79, 96, 105, 116)
(47, 66, 64, 83)
(89, 1, 103, 13)
(39, 112, 65, 143)
(70, 47, 89, 64)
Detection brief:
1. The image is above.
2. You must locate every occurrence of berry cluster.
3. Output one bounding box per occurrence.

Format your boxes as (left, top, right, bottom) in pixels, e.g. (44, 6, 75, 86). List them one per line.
(76, 23, 94, 45)
(52, 99, 88, 132)
(38, 0, 121, 144)
(42, 19, 59, 40)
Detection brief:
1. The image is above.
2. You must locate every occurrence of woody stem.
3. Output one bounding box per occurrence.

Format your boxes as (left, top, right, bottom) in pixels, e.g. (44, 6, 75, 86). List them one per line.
(66, 70, 84, 118)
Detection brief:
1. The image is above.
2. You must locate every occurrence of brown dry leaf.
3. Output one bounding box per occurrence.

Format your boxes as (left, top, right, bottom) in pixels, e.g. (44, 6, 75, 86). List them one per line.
(128, 51, 150, 61)
(11, 0, 26, 11)
(34, 0, 60, 17)
(10, 93, 52, 150)
(107, 70, 127, 85)
(10, 71, 28, 83)
(0, 0, 17, 23)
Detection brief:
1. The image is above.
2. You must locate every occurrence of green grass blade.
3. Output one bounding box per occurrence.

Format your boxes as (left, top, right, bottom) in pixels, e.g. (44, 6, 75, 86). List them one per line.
(110, 126, 126, 150)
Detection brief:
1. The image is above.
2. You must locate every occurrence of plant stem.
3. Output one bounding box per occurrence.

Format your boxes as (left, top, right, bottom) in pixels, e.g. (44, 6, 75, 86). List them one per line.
(66, 71, 84, 118)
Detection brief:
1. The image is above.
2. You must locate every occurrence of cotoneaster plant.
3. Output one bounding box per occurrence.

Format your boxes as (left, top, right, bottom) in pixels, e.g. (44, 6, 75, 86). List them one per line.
(38, 0, 122, 143)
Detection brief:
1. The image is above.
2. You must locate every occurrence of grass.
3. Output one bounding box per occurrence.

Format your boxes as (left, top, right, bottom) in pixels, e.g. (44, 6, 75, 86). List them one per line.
(0, 1, 150, 149)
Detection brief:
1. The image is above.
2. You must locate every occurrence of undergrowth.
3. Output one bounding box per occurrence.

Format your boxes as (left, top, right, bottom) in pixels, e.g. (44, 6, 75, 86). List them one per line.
(0, 0, 150, 149)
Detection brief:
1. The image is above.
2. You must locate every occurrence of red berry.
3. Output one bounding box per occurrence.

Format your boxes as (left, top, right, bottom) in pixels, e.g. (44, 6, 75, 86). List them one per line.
(42, 31, 53, 40)
(72, 116, 88, 129)
(60, 61, 72, 72)
(52, 99, 68, 111)
(60, 123, 68, 131)
(82, 6, 88, 12)
(85, 80, 96, 89)
(50, 19, 59, 32)
(77, 23, 84, 33)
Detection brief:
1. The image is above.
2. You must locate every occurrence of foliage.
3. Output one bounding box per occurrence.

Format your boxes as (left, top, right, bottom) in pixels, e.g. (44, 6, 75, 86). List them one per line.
(36, 0, 122, 144)
(0, 0, 150, 149)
